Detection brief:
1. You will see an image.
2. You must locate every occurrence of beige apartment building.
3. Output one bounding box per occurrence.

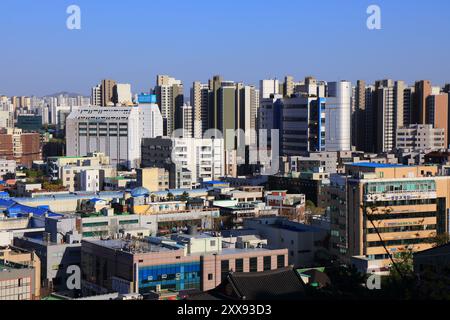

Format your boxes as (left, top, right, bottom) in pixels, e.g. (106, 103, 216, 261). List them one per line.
(48, 153, 115, 192)
(0, 246, 41, 299)
(136, 167, 169, 192)
(328, 163, 449, 271)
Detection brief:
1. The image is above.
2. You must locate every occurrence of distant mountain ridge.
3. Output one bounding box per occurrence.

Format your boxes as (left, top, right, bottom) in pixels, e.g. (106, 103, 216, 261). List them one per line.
(45, 91, 87, 98)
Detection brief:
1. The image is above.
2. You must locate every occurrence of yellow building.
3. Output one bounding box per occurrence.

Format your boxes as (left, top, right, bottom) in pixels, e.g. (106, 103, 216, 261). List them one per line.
(0, 246, 41, 299)
(136, 168, 169, 192)
(329, 163, 449, 271)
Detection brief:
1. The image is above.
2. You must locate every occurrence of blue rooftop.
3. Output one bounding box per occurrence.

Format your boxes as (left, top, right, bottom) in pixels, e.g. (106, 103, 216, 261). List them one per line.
(348, 162, 406, 169)
(137, 93, 157, 104)
(0, 198, 62, 218)
(203, 181, 228, 185)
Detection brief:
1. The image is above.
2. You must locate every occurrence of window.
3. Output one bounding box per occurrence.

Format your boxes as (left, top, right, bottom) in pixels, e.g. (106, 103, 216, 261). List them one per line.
(235, 259, 244, 273)
(208, 274, 213, 281)
(277, 255, 285, 268)
(249, 257, 258, 272)
(221, 260, 230, 281)
(263, 256, 271, 271)
(210, 240, 216, 247)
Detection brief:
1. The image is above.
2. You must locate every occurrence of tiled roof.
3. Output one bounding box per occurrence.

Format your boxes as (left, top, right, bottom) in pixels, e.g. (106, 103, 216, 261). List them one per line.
(227, 267, 306, 300)
(186, 267, 306, 301)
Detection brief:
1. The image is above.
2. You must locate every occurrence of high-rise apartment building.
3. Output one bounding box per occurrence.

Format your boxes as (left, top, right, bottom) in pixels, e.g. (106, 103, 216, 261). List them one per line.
(154, 75, 184, 136)
(175, 104, 193, 138)
(191, 82, 209, 138)
(113, 83, 133, 105)
(101, 79, 117, 106)
(192, 76, 259, 150)
(281, 96, 326, 155)
(426, 93, 449, 148)
(413, 80, 432, 125)
(0, 128, 41, 168)
(283, 76, 294, 97)
(353, 80, 367, 151)
(373, 80, 406, 153)
(90, 85, 102, 106)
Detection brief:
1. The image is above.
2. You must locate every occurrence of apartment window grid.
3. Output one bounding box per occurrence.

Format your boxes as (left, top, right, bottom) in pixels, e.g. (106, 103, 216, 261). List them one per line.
(0, 278, 31, 300)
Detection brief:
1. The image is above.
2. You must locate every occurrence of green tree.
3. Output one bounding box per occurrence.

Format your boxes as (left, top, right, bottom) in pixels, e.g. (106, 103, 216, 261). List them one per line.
(180, 191, 190, 201)
(430, 232, 450, 247)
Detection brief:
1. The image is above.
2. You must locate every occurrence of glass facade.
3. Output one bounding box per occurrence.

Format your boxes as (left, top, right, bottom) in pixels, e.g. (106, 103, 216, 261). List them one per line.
(365, 180, 436, 194)
(138, 262, 201, 293)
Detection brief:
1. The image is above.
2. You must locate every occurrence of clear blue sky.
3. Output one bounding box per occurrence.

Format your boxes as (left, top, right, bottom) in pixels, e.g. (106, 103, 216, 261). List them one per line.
(1, 0, 450, 96)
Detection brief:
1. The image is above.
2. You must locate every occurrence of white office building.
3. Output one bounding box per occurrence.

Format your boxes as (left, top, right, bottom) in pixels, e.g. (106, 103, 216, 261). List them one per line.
(325, 81, 352, 152)
(171, 137, 224, 185)
(260, 79, 280, 100)
(141, 136, 224, 187)
(66, 95, 163, 169)
(396, 124, 445, 152)
(79, 169, 101, 193)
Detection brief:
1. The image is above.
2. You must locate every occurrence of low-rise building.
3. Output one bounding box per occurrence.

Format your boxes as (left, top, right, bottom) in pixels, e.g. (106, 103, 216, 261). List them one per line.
(0, 260, 37, 300)
(213, 200, 278, 228)
(0, 159, 15, 179)
(414, 243, 450, 274)
(14, 219, 82, 293)
(136, 167, 169, 192)
(268, 172, 328, 207)
(81, 233, 288, 296)
(0, 245, 41, 298)
(265, 190, 306, 222)
(396, 124, 445, 152)
(47, 153, 111, 180)
(243, 217, 329, 268)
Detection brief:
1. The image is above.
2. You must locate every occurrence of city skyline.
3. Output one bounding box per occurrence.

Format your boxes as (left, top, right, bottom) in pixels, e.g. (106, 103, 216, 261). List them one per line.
(2, 0, 450, 96)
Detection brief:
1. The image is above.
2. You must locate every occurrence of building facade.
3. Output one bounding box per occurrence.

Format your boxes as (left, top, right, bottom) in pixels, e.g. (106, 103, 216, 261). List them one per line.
(329, 163, 450, 270)
(81, 235, 288, 295)
(66, 97, 163, 169)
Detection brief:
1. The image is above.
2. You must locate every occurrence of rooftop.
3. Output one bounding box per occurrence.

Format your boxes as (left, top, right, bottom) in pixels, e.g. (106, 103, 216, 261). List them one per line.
(85, 238, 181, 253)
(0, 260, 30, 271)
(348, 162, 407, 169)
